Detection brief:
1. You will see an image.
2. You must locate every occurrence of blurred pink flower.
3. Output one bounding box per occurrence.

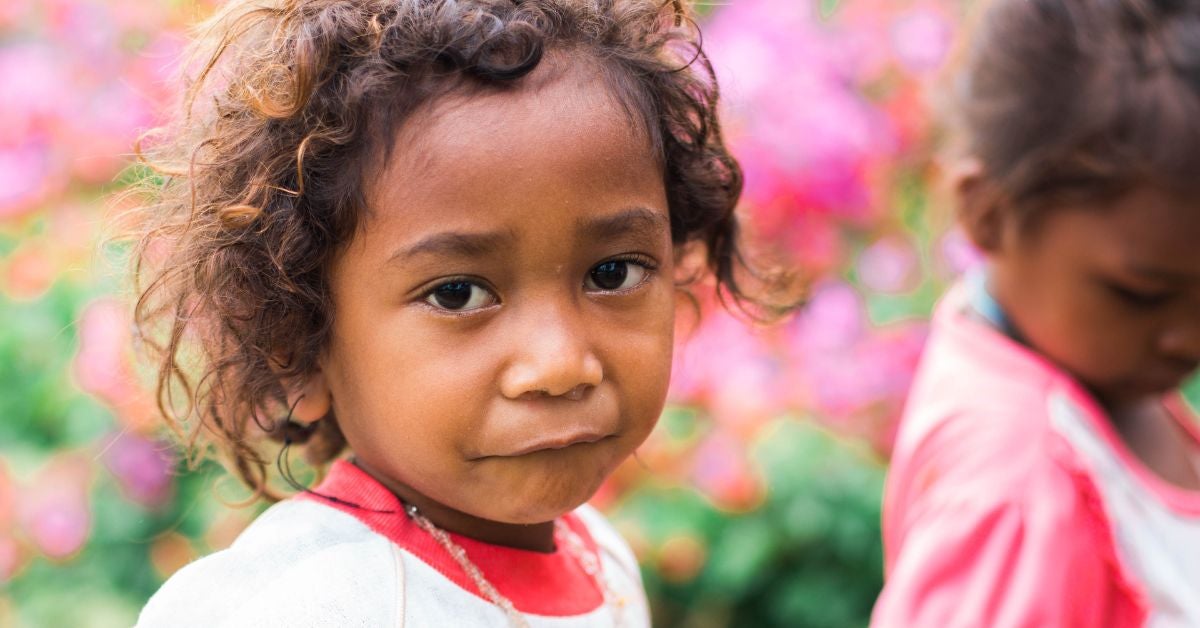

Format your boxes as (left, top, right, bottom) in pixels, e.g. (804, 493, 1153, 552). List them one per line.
(690, 428, 763, 511)
(44, 0, 123, 69)
(18, 456, 92, 560)
(671, 309, 788, 428)
(0, 0, 33, 29)
(782, 279, 927, 433)
(792, 280, 866, 353)
(0, 44, 73, 142)
(0, 139, 55, 220)
(824, 325, 926, 424)
(891, 7, 955, 76)
(0, 463, 21, 582)
(0, 44, 69, 219)
(3, 244, 56, 301)
(939, 227, 985, 276)
(0, 535, 23, 583)
(67, 82, 155, 182)
(0, 462, 14, 531)
(0, 141, 55, 220)
(74, 299, 130, 400)
(74, 298, 157, 431)
(706, 0, 899, 243)
(858, 236, 920, 293)
(101, 431, 174, 508)
(0, 6, 182, 218)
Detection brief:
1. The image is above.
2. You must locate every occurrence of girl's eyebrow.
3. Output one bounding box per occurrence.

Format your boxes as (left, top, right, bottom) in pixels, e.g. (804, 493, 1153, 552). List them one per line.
(577, 207, 669, 241)
(388, 230, 513, 265)
(387, 207, 667, 267)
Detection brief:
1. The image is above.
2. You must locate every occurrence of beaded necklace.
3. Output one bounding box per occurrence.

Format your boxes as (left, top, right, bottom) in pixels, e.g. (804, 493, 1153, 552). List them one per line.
(404, 504, 627, 627)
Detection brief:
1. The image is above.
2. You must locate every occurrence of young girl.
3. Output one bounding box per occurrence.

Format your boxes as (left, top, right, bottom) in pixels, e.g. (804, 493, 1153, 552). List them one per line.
(129, 0, 789, 625)
(873, 0, 1200, 625)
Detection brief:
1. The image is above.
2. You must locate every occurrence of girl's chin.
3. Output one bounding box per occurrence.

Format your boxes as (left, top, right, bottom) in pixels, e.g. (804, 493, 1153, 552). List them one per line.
(481, 490, 596, 525)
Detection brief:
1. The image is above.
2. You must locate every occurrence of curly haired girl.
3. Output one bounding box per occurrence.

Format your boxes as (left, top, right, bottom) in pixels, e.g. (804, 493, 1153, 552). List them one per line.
(130, 0, 791, 625)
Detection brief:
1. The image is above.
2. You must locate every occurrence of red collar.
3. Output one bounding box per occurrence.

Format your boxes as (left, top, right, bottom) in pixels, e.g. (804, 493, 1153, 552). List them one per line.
(297, 460, 605, 616)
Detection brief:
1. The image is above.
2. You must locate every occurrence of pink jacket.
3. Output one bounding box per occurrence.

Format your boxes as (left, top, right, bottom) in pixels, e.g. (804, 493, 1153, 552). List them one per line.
(870, 284, 1200, 627)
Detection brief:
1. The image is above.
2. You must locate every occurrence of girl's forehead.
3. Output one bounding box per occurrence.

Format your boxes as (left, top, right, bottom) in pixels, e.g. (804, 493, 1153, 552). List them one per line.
(383, 57, 651, 178)
(373, 69, 656, 184)
(352, 62, 669, 267)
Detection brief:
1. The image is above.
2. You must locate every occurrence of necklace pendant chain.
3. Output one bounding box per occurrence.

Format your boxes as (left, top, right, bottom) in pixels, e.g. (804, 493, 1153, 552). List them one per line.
(405, 504, 624, 627)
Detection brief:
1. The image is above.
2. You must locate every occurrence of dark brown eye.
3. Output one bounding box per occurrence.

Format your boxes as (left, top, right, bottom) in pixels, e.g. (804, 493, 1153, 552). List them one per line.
(425, 281, 495, 311)
(1106, 282, 1174, 308)
(590, 261, 628, 290)
(586, 260, 648, 292)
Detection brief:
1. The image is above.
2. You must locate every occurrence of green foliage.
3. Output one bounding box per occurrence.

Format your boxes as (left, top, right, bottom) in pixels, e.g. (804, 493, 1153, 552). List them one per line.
(613, 420, 885, 628)
(0, 276, 256, 627)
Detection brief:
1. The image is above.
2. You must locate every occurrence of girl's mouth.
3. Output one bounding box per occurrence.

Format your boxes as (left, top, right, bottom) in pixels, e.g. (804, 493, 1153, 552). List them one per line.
(490, 432, 615, 458)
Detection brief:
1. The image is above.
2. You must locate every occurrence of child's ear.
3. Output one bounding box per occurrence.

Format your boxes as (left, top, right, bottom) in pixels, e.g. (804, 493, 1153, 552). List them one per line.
(287, 371, 332, 424)
(953, 158, 1007, 254)
(272, 357, 333, 424)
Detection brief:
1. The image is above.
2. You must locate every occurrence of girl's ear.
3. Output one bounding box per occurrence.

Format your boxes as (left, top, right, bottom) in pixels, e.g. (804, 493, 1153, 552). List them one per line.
(287, 370, 332, 424)
(272, 357, 333, 424)
(953, 158, 1007, 254)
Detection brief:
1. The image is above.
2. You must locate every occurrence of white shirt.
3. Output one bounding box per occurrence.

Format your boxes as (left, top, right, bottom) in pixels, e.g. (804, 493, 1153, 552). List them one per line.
(137, 460, 650, 627)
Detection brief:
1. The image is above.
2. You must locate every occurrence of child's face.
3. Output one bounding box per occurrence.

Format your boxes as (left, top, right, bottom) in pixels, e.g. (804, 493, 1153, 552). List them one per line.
(315, 62, 674, 525)
(988, 185, 1200, 406)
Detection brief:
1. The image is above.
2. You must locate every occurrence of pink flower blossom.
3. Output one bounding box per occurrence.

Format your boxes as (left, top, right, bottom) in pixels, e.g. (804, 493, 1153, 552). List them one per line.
(74, 298, 157, 430)
(18, 456, 92, 560)
(690, 429, 763, 510)
(858, 236, 920, 293)
(891, 7, 955, 76)
(3, 244, 56, 301)
(101, 431, 174, 508)
(706, 0, 899, 238)
(671, 308, 788, 427)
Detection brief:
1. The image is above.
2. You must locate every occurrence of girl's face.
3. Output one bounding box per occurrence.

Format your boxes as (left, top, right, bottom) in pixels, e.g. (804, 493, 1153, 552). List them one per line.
(314, 61, 674, 529)
(988, 185, 1200, 407)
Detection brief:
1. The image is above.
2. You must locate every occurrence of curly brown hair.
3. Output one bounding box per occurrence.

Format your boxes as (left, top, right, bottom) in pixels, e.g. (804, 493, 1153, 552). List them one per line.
(130, 0, 792, 499)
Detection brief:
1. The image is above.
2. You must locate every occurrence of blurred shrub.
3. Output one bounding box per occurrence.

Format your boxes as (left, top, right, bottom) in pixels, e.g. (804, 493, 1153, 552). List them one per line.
(612, 418, 885, 628)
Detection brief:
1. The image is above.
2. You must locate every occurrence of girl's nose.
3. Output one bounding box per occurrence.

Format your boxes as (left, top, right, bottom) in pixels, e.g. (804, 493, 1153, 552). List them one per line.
(498, 301, 604, 400)
(1158, 316, 1200, 365)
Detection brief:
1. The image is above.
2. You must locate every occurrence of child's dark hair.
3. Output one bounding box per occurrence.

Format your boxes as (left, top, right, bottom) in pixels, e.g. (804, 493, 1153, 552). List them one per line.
(129, 0, 793, 498)
(955, 0, 1200, 218)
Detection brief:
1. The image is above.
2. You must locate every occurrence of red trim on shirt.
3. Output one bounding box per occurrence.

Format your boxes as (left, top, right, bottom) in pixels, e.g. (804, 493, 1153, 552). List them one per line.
(296, 460, 605, 616)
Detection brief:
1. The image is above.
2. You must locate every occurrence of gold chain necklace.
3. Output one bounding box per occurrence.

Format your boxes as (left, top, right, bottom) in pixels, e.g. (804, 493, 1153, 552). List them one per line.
(404, 504, 627, 627)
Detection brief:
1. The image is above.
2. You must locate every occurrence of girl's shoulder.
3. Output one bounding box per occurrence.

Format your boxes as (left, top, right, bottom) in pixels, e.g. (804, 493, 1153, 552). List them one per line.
(892, 282, 1096, 491)
(136, 499, 402, 628)
(877, 287, 1149, 625)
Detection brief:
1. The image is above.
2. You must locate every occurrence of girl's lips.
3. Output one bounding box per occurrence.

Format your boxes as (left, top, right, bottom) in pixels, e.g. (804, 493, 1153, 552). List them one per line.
(490, 432, 614, 458)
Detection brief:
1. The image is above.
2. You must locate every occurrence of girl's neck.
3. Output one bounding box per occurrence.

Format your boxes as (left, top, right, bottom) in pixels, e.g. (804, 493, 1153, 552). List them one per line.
(1107, 398, 1200, 491)
(350, 458, 557, 553)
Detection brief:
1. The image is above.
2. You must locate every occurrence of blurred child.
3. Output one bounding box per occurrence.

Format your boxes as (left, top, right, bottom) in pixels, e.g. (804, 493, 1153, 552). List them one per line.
(874, 0, 1200, 625)
(129, 0, 791, 625)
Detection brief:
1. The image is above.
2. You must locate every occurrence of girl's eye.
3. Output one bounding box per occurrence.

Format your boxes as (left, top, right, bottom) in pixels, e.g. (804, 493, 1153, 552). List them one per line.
(586, 260, 649, 292)
(1107, 282, 1174, 308)
(425, 281, 496, 311)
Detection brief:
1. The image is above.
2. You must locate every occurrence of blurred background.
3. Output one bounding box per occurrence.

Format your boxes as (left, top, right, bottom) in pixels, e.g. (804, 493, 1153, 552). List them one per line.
(0, 0, 971, 626)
